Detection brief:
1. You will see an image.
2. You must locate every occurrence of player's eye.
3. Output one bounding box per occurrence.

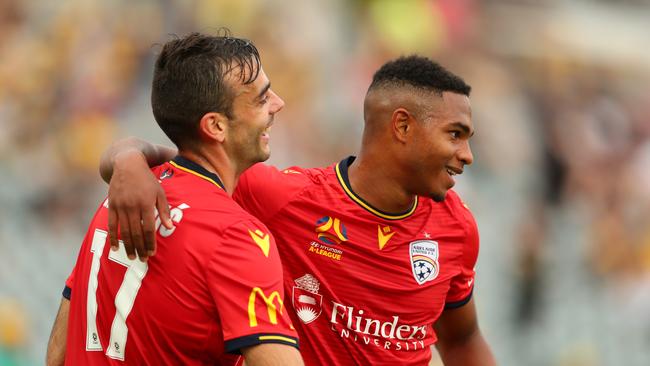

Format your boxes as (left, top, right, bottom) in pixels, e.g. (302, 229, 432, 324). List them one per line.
(259, 94, 269, 105)
(450, 131, 460, 139)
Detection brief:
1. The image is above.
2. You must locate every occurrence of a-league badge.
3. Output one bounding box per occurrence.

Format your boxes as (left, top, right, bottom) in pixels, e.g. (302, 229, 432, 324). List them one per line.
(409, 240, 440, 285)
(292, 274, 323, 324)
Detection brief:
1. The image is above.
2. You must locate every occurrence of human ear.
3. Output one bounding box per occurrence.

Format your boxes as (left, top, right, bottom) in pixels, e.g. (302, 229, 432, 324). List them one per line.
(199, 112, 227, 143)
(392, 108, 412, 143)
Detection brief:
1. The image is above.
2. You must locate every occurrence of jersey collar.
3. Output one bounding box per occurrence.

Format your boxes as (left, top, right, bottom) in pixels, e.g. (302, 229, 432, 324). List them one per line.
(335, 156, 418, 220)
(170, 155, 225, 191)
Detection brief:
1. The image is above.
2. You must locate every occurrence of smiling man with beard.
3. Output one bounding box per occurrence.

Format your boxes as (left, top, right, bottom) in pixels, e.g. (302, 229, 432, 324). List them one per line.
(97, 55, 496, 366)
(46, 32, 303, 366)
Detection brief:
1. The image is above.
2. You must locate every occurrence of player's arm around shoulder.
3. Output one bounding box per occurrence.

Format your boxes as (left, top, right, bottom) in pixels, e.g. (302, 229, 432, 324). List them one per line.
(99, 137, 176, 261)
(434, 297, 496, 366)
(233, 163, 313, 223)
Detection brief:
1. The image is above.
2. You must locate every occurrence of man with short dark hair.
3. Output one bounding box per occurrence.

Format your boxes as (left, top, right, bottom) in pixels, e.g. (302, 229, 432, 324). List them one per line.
(99, 55, 495, 365)
(46, 32, 303, 366)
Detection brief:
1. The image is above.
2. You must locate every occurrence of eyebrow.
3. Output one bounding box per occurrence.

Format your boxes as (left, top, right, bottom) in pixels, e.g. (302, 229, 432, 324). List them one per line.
(256, 82, 271, 100)
(450, 122, 474, 137)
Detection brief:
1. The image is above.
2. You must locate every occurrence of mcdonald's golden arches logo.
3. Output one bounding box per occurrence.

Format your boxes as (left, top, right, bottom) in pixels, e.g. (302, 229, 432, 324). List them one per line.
(248, 287, 285, 327)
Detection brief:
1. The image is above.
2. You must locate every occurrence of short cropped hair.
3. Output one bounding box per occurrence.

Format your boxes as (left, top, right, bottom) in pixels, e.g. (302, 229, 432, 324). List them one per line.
(368, 55, 471, 96)
(151, 31, 261, 149)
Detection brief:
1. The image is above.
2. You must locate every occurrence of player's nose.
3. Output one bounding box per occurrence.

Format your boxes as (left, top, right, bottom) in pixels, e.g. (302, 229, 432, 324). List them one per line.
(459, 141, 473, 166)
(269, 90, 285, 114)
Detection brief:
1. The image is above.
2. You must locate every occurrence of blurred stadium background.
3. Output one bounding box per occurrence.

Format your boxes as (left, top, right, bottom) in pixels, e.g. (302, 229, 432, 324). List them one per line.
(1, 0, 649, 365)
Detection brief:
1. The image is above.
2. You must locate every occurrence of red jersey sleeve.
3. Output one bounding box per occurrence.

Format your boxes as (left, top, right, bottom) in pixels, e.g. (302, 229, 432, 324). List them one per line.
(205, 219, 298, 353)
(233, 163, 310, 223)
(445, 196, 479, 309)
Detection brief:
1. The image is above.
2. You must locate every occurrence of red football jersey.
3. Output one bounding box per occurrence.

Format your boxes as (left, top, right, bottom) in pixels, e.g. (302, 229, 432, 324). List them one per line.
(233, 156, 478, 366)
(64, 156, 298, 365)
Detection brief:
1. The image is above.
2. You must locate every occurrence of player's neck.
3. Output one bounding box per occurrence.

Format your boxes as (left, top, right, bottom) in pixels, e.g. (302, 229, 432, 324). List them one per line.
(347, 154, 416, 214)
(178, 149, 236, 194)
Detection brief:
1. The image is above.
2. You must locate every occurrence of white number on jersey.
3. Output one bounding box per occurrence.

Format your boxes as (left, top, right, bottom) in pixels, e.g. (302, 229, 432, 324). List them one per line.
(86, 229, 148, 361)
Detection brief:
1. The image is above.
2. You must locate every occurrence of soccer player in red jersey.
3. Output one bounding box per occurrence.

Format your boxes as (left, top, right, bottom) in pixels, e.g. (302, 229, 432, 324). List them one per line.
(97, 56, 496, 365)
(45, 33, 303, 366)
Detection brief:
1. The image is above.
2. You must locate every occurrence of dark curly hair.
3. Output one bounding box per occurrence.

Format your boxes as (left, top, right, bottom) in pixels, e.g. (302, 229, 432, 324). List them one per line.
(151, 30, 261, 150)
(368, 55, 470, 96)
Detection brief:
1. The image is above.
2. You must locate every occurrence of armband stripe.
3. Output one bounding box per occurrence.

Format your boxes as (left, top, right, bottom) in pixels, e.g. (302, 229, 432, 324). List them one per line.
(444, 287, 473, 310)
(62, 286, 72, 300)
(225, 333, 299, 354)
(258, 335, 297, 344)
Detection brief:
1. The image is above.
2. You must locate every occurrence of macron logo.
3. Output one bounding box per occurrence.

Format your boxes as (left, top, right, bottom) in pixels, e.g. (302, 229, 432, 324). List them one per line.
(249, 229, 270, 257)
(377, 225, 395, 250)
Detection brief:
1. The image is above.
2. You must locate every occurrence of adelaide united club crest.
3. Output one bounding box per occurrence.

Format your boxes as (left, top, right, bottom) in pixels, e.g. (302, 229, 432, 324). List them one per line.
(409, 240, 440, 285)
(292, 274, 323, 324)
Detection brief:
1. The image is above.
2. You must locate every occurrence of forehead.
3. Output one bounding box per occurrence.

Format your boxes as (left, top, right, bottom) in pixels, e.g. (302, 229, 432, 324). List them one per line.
(425, 91, 472, 126)
(227, 66, 269, 97)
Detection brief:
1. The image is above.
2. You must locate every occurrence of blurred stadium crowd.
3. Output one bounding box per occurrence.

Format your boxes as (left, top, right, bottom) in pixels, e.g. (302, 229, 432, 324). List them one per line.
(1, 0, 649, 365)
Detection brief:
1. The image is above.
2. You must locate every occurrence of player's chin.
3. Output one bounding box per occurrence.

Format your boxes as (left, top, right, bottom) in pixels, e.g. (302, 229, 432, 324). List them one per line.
(429, 187, 450, 203)
(257, 147, 271, 162)
(428, 178, 453, 202)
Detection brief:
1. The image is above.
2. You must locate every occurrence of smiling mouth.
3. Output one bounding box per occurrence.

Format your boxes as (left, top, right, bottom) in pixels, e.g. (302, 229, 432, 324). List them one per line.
(262, 121, 272, 134)
(446, 167, 463, 176)
(263, 119, 273, 135)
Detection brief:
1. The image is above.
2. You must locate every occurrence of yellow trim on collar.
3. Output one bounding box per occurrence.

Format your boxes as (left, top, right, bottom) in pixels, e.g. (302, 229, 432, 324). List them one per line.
(335, 163, 417, 220)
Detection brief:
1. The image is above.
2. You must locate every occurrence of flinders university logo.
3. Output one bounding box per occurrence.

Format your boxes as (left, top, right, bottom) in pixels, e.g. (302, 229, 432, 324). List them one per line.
(315, 216, 348, 245)
(292, 274, 323, 324)
(409, 240, 440, 285)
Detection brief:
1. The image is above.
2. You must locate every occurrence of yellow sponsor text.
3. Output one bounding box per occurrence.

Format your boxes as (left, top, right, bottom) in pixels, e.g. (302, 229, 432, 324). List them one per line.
(308, 244, 342, 261)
